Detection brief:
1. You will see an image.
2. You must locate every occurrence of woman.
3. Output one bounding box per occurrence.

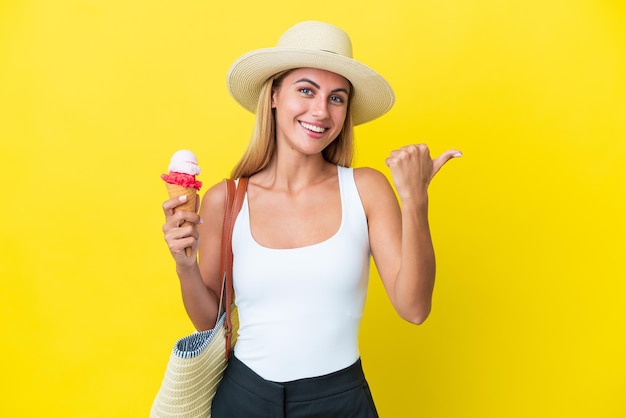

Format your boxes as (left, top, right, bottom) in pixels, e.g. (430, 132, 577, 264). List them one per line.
(162, 21, 461, 417)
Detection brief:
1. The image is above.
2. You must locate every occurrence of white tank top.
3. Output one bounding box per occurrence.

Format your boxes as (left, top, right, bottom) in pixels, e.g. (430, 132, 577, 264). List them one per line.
(232, 166, 371, 382)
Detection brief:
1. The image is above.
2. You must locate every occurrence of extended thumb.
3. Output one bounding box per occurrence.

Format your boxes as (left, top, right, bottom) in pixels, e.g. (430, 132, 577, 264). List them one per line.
(433, 150, 462, 175)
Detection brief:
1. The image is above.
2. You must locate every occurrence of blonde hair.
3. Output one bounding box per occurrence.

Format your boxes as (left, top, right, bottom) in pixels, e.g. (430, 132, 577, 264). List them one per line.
(231, 70, 355, 179)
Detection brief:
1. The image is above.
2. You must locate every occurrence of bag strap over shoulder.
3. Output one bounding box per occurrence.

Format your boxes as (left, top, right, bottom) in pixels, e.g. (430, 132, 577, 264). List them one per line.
(220, 177, 248, 360)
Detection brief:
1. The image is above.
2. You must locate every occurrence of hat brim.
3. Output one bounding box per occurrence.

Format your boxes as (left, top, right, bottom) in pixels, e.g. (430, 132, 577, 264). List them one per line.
(227, 48, 395, 126)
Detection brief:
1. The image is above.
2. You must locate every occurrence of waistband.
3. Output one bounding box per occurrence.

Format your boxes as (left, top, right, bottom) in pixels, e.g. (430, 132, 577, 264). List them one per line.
(224, 354, 366, 404)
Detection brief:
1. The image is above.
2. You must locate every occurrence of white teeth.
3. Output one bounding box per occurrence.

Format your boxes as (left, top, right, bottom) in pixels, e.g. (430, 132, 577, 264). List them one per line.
(301, 122, 326, 133)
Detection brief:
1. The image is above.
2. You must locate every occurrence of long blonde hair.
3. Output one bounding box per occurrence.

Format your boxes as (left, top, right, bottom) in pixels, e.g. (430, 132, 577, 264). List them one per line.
(231, 70, 355, 179)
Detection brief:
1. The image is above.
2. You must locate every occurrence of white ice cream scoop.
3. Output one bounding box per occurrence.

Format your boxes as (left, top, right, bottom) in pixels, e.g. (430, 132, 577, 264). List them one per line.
(168, 149, 201, 175)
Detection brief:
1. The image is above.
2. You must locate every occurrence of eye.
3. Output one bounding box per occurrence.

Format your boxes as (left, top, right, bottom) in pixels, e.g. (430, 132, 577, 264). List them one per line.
(329, 95, 345, 104)
(299, 88, 313, 95)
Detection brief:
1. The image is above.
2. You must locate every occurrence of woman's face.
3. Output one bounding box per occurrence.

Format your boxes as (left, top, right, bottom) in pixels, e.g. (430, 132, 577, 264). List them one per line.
(271, 68, 350, 156)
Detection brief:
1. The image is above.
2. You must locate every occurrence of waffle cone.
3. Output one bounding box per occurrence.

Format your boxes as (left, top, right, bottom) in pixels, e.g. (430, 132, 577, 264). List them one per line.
(165, 183, 198, 256)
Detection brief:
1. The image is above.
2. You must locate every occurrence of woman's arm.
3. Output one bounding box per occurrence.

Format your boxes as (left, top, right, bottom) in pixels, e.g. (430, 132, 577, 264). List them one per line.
(162, 181, 228, 330)
(357, 145, 460, 324)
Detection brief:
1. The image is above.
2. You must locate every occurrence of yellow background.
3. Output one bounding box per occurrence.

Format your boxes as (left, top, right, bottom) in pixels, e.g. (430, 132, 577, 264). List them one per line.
(1, 0, 625, 416)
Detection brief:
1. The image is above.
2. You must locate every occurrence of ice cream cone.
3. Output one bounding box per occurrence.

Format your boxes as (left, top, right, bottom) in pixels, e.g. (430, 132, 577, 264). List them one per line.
(165, 183, 198, 256)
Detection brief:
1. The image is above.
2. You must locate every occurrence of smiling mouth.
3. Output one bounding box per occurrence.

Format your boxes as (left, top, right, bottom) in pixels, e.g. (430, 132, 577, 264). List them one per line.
(300, 121, 326, 133)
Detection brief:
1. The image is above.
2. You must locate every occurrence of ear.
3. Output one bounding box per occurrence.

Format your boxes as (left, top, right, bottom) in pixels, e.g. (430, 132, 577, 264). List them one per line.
(271, 89, 277, 109)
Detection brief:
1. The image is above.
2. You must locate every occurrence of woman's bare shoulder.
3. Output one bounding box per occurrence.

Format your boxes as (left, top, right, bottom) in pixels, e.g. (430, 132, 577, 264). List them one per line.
(199, 180, 229, 216)
(353, 166, 398, 216)
(353, 166, 393, 193)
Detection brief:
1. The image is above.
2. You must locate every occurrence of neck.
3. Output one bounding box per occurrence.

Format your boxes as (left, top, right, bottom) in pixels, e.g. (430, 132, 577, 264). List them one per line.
(256, 150, 334, 192)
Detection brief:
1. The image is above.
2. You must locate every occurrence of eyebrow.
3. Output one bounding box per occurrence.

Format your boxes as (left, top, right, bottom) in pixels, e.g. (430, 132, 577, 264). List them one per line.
(293, 78, 350, 95)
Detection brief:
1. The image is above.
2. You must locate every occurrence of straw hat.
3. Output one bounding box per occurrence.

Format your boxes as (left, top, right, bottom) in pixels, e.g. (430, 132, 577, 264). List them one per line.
(226, 21, 395, 125)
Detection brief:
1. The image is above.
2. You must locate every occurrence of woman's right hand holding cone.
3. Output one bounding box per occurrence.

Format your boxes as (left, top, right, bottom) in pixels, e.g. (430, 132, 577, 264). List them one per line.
(162, 194, 202, 267)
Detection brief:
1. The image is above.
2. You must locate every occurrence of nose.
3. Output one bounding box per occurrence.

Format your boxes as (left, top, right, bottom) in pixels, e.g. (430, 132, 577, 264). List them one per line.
(311, 96, 329, 119)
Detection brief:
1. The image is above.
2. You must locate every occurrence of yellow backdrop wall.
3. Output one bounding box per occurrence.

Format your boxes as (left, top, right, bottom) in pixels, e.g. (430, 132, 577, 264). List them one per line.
(1, 0, 625, 416)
